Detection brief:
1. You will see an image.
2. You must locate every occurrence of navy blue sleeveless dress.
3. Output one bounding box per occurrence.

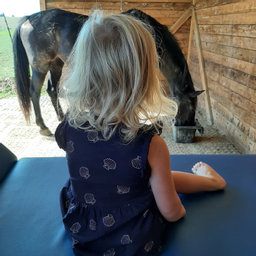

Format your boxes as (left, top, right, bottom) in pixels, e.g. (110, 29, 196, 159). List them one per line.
(55, 120, 168, 256)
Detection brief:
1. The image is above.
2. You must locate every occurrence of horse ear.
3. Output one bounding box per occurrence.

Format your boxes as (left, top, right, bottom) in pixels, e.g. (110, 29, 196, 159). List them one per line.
(189, 90, 204, 98)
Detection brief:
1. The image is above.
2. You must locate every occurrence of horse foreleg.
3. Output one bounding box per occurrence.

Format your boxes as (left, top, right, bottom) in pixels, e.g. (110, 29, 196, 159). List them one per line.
(30, 70, 52, 136)
(47, 59, 65, 122)
(47, 71, 64, 121)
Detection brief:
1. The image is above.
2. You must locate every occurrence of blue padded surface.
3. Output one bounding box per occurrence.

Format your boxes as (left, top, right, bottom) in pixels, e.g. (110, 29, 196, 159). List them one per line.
(0, 158, 72, 256)
(163, 155, 256, 256)
(0, 155, 256, 256)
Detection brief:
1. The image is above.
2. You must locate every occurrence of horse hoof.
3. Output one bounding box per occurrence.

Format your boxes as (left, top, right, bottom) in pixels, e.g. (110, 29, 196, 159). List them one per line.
(40, 128, 53, 136)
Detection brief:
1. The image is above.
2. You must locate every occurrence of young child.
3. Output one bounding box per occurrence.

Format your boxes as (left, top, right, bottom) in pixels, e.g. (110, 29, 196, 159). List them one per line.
(55, 10, 226, 256)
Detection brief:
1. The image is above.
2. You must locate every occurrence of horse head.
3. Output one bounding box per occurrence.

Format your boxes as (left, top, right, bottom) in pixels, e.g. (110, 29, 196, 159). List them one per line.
(174, 90, 204, 126)
(161, 53, 204, 126)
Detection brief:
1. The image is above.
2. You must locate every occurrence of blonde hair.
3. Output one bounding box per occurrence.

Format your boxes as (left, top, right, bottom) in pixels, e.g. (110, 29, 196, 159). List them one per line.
(60, 10, 177, 141)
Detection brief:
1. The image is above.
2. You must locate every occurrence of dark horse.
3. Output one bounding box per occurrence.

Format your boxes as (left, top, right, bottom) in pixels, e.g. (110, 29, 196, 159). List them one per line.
(13, 8, 204, 135)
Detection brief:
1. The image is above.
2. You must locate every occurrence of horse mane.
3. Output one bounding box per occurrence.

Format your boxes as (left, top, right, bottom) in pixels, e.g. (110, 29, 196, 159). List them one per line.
(125, 9, 194, 93)
(126, 10, 183, 63)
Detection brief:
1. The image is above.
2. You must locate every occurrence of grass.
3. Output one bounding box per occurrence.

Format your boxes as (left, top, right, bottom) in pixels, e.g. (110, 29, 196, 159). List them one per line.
(0, 29, 14, 79)
(0, 17, 47, 99)
(0, 16, 21, 79)
(0, 16, 19, 98)
(0, 29, 16, 98)
(0, 16, 21, 30)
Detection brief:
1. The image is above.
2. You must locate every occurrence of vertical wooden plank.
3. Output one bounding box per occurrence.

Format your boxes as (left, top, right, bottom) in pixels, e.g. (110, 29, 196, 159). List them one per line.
(192, 6, 214, 125)
(40, 0, 46, 11)
(187, 5, 194, 66)
(187, 0, 196, 66)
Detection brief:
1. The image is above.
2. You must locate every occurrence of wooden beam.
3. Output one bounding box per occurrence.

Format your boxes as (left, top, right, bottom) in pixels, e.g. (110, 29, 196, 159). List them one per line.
(169, 5, 192, 33)
(40, 0, 46, 11)
(47, 0, 192, 3)
(197, 12, 256, 25)
(196, 0, 256, 16)
(198, 41, 256, 65)
(187, 5, 194, 66)
(47, 2, 191, 11)
(190, 46, 255, 76)
(199, 32, 256, 51)
(187, 0, 196, 65)
(191, 5, 214, 125)
(198, 24, 256, 38)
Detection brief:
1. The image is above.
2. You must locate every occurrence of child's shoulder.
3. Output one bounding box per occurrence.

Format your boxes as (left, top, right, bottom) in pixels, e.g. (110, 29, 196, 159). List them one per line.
(55, 119, 69, 150)
(137, 124, 162, 138)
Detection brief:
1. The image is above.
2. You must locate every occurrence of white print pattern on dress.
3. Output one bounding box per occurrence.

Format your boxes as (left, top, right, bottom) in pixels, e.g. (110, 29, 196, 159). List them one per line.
(68, 203, 75, 214)
(144, 241, 154, 252)
(87, 131, 99, 143)
(131, 156, 141, 169)
(143, 209, 149, 218)
(72, 237, 79, 247)
(121, 235, 132, 245)
(67, 140, 74, 153)
(79, 167, 90, 179)
(84, 193, 96, 205)
(89, 219, 97, 231)
(103, 158, 116, 170)
(103, 214, 115, 227)
(117, 185, 130, 194)
(70, 222, 81, 233)
(103, 248, 115, 256)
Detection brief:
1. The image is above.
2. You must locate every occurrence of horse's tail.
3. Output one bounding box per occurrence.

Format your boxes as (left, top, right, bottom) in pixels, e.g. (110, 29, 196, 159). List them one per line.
(13, 16, 31, 124)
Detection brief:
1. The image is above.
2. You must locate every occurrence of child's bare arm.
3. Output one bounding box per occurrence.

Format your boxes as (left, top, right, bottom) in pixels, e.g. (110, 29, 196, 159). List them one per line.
(148, 135, 186, 222)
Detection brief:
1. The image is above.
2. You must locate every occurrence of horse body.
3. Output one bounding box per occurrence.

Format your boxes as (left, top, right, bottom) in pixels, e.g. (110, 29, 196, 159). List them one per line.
(13, 9, 87, 134)
(13, 8, 203, 135)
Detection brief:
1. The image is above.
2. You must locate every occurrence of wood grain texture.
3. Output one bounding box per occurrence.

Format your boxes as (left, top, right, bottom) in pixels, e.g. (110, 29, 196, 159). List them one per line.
(195, 0, 249, 9)
(197, 12, 256, 25)
(190, 54, 256, 130)
(196, 0, 256, 16)
(190, 46, 256, 76)
(191, 55, 256, 90)
(47, 0, 192, 2)
(47, 1, 191, 10)
(199, 32, 256, 51)
(199, 24, 256, 38)
(40, 0, 46, 11)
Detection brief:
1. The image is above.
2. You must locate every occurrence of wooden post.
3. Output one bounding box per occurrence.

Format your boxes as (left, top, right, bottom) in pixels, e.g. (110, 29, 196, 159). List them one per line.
(191, 5, 214, 125)
(187, 3, 195, 66)
(40, 0, 46, 11)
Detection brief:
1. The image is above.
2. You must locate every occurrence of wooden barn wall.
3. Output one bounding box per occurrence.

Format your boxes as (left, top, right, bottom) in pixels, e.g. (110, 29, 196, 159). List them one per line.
(40, 0, 192, 58)
(190, 0, 256, 154)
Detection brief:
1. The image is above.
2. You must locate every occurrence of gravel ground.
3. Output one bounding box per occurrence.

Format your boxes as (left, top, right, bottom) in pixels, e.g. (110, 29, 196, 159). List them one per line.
(0, 96, 241, 159)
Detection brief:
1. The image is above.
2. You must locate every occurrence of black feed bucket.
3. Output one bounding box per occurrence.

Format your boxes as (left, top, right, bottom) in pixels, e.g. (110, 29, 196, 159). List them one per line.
(172, 119, 204, 143)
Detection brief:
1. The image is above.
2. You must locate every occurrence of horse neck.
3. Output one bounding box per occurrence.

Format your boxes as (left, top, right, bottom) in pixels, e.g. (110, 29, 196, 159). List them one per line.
(125, 9, 195, 96)
(160, 31, 195, 96)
